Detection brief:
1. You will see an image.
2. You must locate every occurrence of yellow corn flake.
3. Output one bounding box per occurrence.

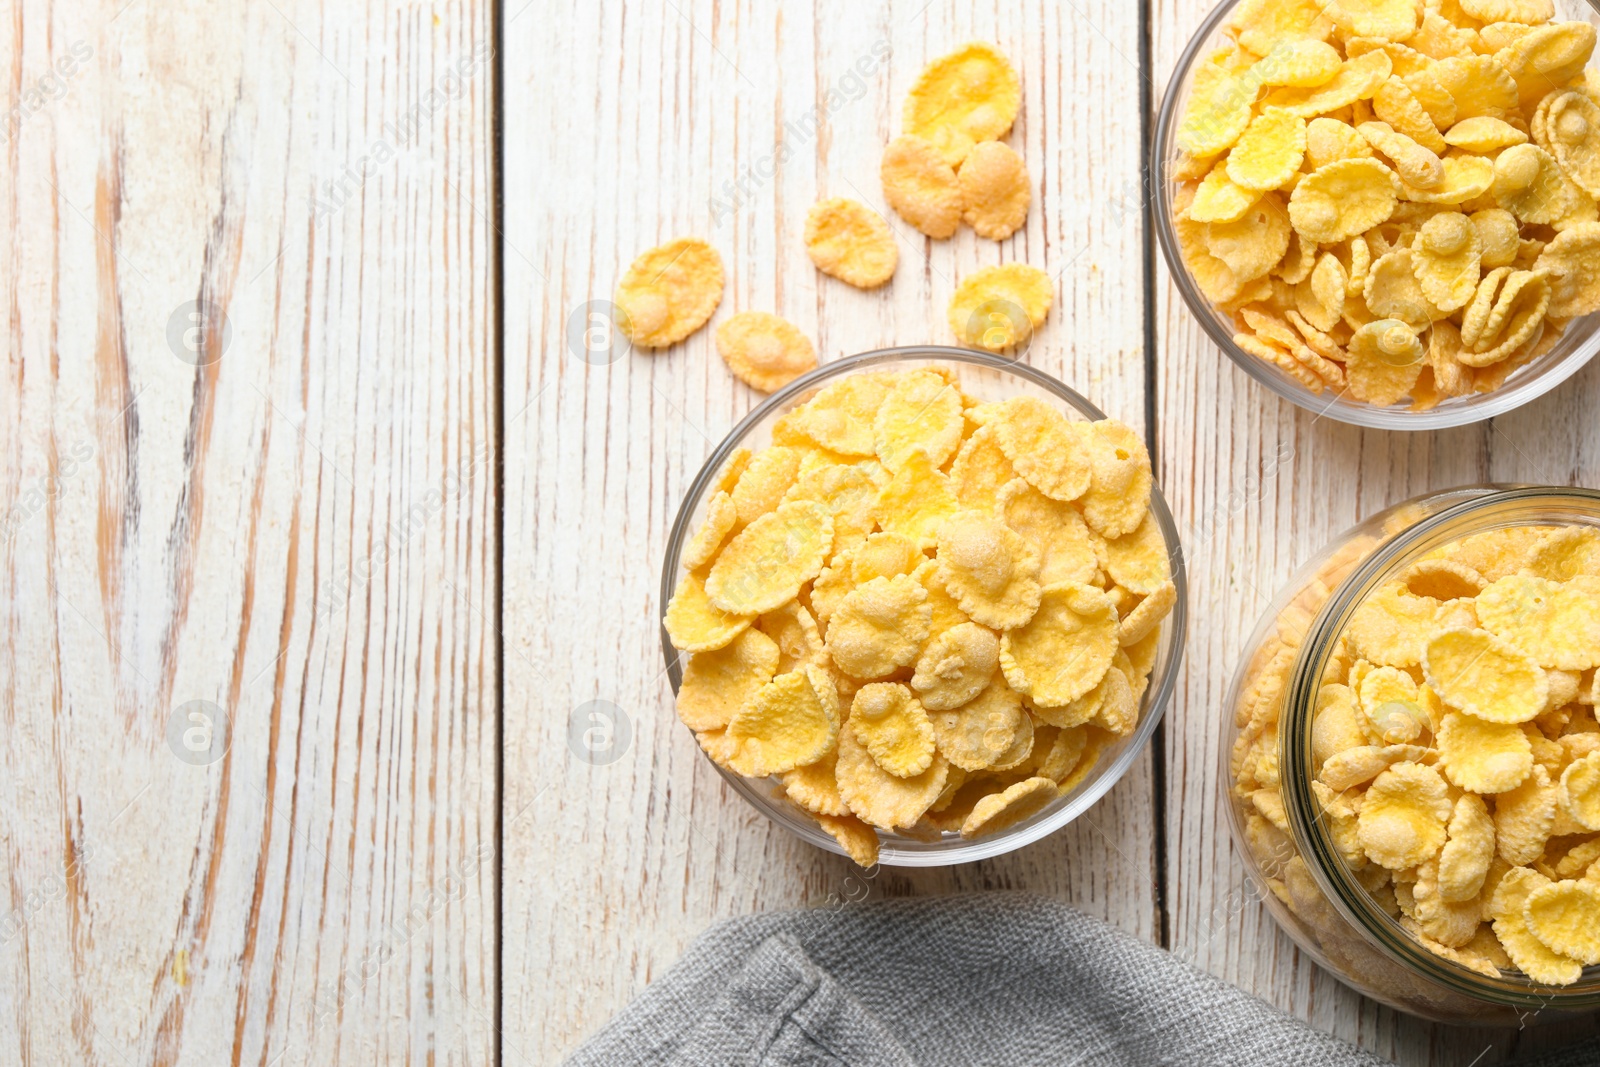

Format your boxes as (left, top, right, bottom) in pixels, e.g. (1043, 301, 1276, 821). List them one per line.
(961, 775, 1059, 838)
(1227, 109, 1308, 191)
(912, 621, 1000, 712)
(1319, 743, 1430, 792)
(912, 558, 971, 638)
(825, 574, 932, 680)
(676, 628, 780, 732)
(759, 601, 826, 675)
(1495, 765, 1558, 866)
(1090, 663, 1140, 737)
(1438, 795, 1497, 903)
(1102, 512, 1171, 597)
(1412, 212, 1483, 311)
(881, 135, 962, 238)
(814, 812, 880, 866)
(1358, 665, 1423, 743)
(1265, 50, 1394, 119)
(1432, 55, 1520, 121)
(1305, 117, 1374, 170)
(849, 683, 937, 779)
(1206, 193, 1292, 281)
(1296, 251, 1350, 331)
(665, 572, 754, 653)
(614, 237, 724, 348)
(902, 42, 1022, 167)
(1401, 557, 1487, 601)
(683, 490, 739, 573)
(1444, 116, 1528, 153)
(850, 532, 924, 587)
(804, 198, 898, 289)
(1358, 761, 1454, 870)
(1327, 0, 1417, 40)
(947, 264, 1054, 352)
(1373, 76, 1447, 153)
(1188, 162, 1261, 224)
(1562, 751, 1600, 830)
(730, 445, 802, 526)
(1000, 581, 1118, 707)
(957, 141, 1031, 240)
(1289, 158, 1400, 244)
(725, 667, 840, 777)
(1397, 154, 1495, 204)
(1364, 250, 1438, 329)
(1359, 121, 1445, 193)
(1412, 858, 1484, 948)
(1525, 879, 1600, 966)
(929, 675, 1025, 771)
(948, 424, 1019, 513)
(1118, 580, 1177, 648)
(1078, 420, 1153, 539)
(1493, 144, 1594, 226)
(835, 720, 950, 829)
(1346, 319, 1425, 406)
(783, 461, 887, 559)
(1492, 867, 1585, 986)
(936, 510, 1044, 630)
(986, 397, 1090, 504)
(1476, 574, 1600, 670)
(1438, 710, 1534, 794)
(1227, 0, 1335, 55)
(1313, 683, 1369, 773)
(1526, 525, 1600, 581)
(996, 479, 1098, 587)
(873, 369, 964, 473)
(705, 500, 833, 615)
(1425, 627, 1549, 724)
(715, 312, 817, 394)
(1462, 0, 1553, 23)
(786, 374, 890, 457)
(783, 757, 848, 817)
(1255, 39, 1344, 89)
(1175, 201, 1246, 304)
(875, 450, 959, 549)
(1497, 21, 1597, 111)
(1177, 63, 1258, 158)
(1534, 221, 1600, 317)
(1544, 91, 1600, 199)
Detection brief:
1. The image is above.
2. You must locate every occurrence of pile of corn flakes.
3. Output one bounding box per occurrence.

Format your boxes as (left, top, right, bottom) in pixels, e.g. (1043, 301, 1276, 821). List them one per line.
(666, 368, 1176, 865)
(1173, 0, 1600, 408)
(1236, 517, 1600, 988)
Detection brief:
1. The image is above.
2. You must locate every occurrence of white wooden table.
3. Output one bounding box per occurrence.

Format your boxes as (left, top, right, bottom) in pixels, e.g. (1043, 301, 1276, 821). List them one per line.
(4, 1, 1597, 1064)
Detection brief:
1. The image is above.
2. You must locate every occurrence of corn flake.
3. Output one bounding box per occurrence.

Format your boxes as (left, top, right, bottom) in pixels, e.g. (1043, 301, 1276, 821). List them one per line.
(947, 264, 1054, 352)
(715, 312, 817, 394)
(1439, 710, 1535, 795)
(1228, 109, 1308, 191)
(1534, 221, 1600, 317)
(783, 757, 848, 816)
(1227, 0, 1335, 56)
(1496, 765, 1558, 866)
(930, 675, 1026, 771)
(961, 775, 1059, 838)
(912, 621, 1001, 712)
(1079, 420, 1154, 538)
(825, 574, 932, 680)
(850, 683, 937, 778)
(1000, 581, 1118, 707)
(683, 490, 739, 573)
(1189, 162, 1261, 224)
(874, 368, 965, 473)
(677, 628, 781, 732)
(1346, 319, 1425, 406)
(804, 198, 898, 289)
(903, 42, 1022, 167)
(1476, 574, 1600, 670)
(815, 813, 880, 866)
(614, 237, 724, 347)
(706, 500, 833, 616)
(1207, 193, 1292, 281)
(1525, 879, 1600, 966)
(958, 141, 1031, 240)
(836, 720, 950, 829)
(1561, 750, 1600, 830)
(1492, 866, 1585, 986)
(1438, 795, 1498, 903)
(881, 135, 963, 238)
(726, 667, 840, 777)
(1413, 212, 1483, 311)
(1358, 761, 1453, 870)
(666, 572, 754, 653)
(936, 510, 1044, 630)
(1289, 158, 1400, 244)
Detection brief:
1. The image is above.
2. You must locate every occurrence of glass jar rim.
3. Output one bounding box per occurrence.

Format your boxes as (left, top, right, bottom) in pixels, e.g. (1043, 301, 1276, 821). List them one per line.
(1281, 485, 1600, 1009)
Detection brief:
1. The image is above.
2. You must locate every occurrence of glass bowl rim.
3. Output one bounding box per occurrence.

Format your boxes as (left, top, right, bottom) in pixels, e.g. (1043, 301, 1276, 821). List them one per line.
(657, 345, 1189, 868)
(1150, 0, 1600, 431)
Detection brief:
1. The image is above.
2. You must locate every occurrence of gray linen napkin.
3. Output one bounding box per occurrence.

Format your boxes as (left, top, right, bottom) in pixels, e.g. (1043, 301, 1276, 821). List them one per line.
(566, 893, 1415, 1066)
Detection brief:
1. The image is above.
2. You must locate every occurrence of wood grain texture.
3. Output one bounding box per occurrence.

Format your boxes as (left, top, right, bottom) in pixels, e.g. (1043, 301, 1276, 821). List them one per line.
(1152, 1, 1600, 1063)
(0, 3, 495, 1064)
(500, 1, 1155, 1059)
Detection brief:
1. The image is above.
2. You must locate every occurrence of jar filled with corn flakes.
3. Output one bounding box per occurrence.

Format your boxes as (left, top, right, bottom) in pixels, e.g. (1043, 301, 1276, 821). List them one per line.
(1224, 485, 1600, 1023)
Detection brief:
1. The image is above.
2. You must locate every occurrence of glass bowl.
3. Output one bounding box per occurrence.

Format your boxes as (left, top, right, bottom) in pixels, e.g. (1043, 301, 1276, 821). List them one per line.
(659, 346, 1188, 867)
(1152, 0, 1600, 430)
(1222, 485, 1600, 1022)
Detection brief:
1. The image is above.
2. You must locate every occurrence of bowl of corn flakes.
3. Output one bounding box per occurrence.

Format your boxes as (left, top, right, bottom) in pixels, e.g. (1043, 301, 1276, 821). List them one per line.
(1226, 485, 1600, 1021)
(659, 347, 1187, 867)
(1155, 0, 1600, 427)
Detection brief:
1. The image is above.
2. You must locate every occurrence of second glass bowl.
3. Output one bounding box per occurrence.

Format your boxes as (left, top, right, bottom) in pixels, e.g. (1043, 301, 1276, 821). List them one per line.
(659, 347, 1188, 867)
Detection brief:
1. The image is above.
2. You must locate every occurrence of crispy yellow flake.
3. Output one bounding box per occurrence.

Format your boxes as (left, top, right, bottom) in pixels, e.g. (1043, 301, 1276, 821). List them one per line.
(1525, 879, 1600, 966)
(760, 601, 826, 675)
(1255, 39, 1344, 89)
(930, 675, 1025, 771)
(825, 574, 932, 680)
(1313, 683, 1369, 773)
(1102, 512, 1171, 597)
(677, 628, 780, 732)
(783, 756, 848, 816)
(990, 396, 1091, 503)
(1493, 144, 1594, 227)
(1496, 765, 1558, 866)
(715, 312, 817, 394)
(996, 479, 1097, 587)
(1319, 743, 1430, 792)
(1346, 319, 1425, 406)
(1527, 525, 1600, 581)
(1498, 21, 1597, 112)
(706, 500, 833, 615)
(1297, 251, 1350, 331)
(1413, 212, 1482, 312)
(1305, 117, 1374, 170)
(902, 42, 1022, 167)
(1358, 665, 1424, 743)
(1402, 558, 1487, 601)
(947, 264, 1054, 352)
(1358, 761, 1453, 870)
(850, 532, 924, 587)
(1078, 420, 1153, 538)
(1438, 710, 1534, 794)
(1431, 55, 1520, 121)
(815, 812, 880, 866)
(1000, 581, 1118, 707)
(1265, 50, 1394, 119)
(936, 510, 1044, 630)
(1425, 627, 1549, 724)
(850, 683, 937, 778)
(1289, 158, 1400, 244)
(1118, 580, 1176, 648)
(1090, 663, 1139, 738)
(1373, 76, 1446, 154)
(912, 621, 1000, 712)
(1226, 0, 1335, 57)
(1363, 250, 1438, 330)
(1358, 121, 1445, 190)
(1476, 574, 1600, 670)
(1438, 795, 1497, 903)
(835, 721, 949, 829)
(873, 369, 964, 473)
(683, 490, 739, 572)
(957, 141, 1031, 240)
(804, 198, 898, 289)
(1492, 866, 1585, 986)
(614, 237, 725, 348)
(1327, 0, 1417, 40)
(961, 775, 1059, 838)
(1562, 751, 1600, 831)
(784, 461, 887, 559)
(1412, 858, 1484, 948)
(1228, 109, 1308, 191)
(1444, 116, 1528, 154)
(1396, 155, 1495, 204)
(1177, 64, 1258, 158)
(912, 558, 971, 637)
(665, 572, 754, 652)
(725, 667, 840, 777)
(1206, 193, 1292, 281)
(786, 374, 891, 457)
(881, 135, 962, 238)
(731, 445, 802, 526)
(948, 424, 1019, 513)
(1544, 91, 1600, 199)
(1188, 162, 1260, 224)
(1534, 222, 1600, 317)
(1176, 202, 1246, 304)
(875, 450, 959, 549)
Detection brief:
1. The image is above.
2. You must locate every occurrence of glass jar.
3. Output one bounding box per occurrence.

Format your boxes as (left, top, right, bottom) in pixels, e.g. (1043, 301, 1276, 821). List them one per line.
(1223, 485, 1600, 1023)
